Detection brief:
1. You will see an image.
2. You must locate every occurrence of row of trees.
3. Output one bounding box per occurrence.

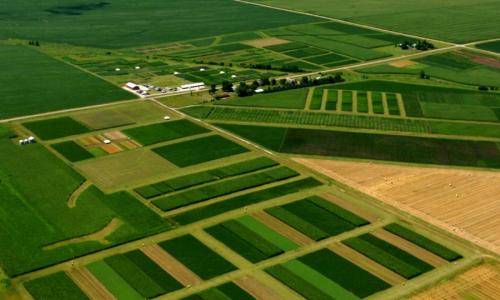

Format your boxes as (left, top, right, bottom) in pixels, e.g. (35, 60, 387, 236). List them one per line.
(398, 40, 435, 51)
(28, 41, 41, 47)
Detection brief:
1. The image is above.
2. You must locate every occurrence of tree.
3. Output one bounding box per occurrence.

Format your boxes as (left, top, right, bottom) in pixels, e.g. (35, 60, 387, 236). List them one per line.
(261, 77, 271, 86)
(35, 41, 40, 47)
(301, 76, 310, 86)
(271, 78, 277, 85)
(209, 84, 217, 94)
(235, 82, 254, 97)
(221, 81, 233, 92)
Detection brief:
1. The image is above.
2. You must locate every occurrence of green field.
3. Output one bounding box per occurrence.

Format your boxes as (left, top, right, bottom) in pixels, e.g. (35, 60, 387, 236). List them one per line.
(206, 215, 297, 263)
(0, 0, 318, 48)
(51, 141, 95, 162)
(152, 166, 298, 211)
(477, 40, 500, 54)
(173, 177, 323, 225)
(87, 261, 143, 300)
(135, 156, 278, 199)
(250, 0, 500, 43)
(216, 124, 500, 168)
(0, 44, 134, 119)
(23, 117, 91, 140)
(218, 88, 308, 109)
(123, 119, 209, 146)
(343, 234, 434, 279)
(159, 235, 237, 280)
(25, 272, 88, 300)
(153, 135, 249, 167)
(183, 282, 255, 300)
(266, 196, 368, 240)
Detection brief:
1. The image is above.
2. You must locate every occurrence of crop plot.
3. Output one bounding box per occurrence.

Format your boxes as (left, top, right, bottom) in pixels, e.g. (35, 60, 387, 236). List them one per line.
(51, 141, 95, 162)
(206, 215, 298, 263)
(266, 196, 369, 241)
(135, 156, 278, 199)
(123, 119, 209, 146)
(343, 234, 434, 279)
(23, 116, 91, 140)
(183, 281, 256, 300)
(267, 249, 391, 299)
(159, 234, 237, 280)
(25, 272, 89, 300)
(152, 135, 250, 167)
(77, 131, 141, 158)
(152, 166, 299, 211)
(217, 123, 500, 168)
(172, 177, 323, 225)
(218, 88, 308, 109)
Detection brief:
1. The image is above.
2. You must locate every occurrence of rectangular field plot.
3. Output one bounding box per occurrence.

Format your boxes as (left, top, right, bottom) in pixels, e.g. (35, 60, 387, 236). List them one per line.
(73, 101, 171, 130)
(266, 196, 369, 241)
(159, 234, 237, 280)
(371, 92, 385, 114)
(357, 91, 369, 113)
(0, 45, 134, 119)
(267, 249, 390, 299)
(23, 116, 91, 140)
(384, 224, 462, 261)
(135, 156, 278, 199)
(386, 93, 401, 116)
(343, 234, 434, 279)
(206, 215, 298, 263)
(152, 135, 249, 167)
(218, 124, 500, 168)
(102, 250, 183, 298)
(341, 90, 354, 112)
(309, 88, 324, 110)
(152, 166, 298, 211)
(87, 261, 143, 300)
(182, 281, 255, 300)
(25, 272, 89, 300)
(326, 90, 338, 111)
(76, 149, 177, 191)
(172, 177, 323, 225)
(217, 88, 308, 110)
(51, 141, 95, 162)
(123, 119, 209, 146)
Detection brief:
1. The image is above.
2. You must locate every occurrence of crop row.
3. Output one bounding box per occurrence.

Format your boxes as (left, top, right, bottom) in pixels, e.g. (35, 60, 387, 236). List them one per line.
(152, 166, 299, 211)
(135, 157, 278, 199)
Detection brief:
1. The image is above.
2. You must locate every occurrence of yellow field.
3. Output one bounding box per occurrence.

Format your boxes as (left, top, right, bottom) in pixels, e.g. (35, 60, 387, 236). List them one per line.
(411, 264, 500, 300)
(294, 158, 500, 254)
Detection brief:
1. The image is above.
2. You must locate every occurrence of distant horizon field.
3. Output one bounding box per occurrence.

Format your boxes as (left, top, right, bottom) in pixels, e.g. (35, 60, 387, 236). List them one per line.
(248, 0, 500, 43)
(0, 44, 135, 119)
(0, 0, 319, 48)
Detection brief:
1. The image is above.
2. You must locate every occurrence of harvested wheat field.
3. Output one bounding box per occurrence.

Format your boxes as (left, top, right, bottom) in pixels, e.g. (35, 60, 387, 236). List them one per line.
(389, 60, 417, 68)
(244, 38, 289, 48)
(294, 158, 500, 254)
(410, 264, 500, 300)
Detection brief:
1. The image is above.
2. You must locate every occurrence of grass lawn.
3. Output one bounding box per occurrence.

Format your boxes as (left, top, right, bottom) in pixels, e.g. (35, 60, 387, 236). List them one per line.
(0, 0, 318, 48)
(0, 44, 134, 119)
(76, 149, 177, 191)
(217, 88, 308, 109)
(153, 135, 249, 167)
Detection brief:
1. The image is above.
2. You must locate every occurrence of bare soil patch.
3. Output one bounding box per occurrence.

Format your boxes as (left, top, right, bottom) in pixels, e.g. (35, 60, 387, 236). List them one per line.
(471, 56, 500, 69)
(411, 264, 500, 299)
(389, 60, 417, 68)
(293, 158, 500, 254)
(243, 38, 289, 48)
(141, 244, 201, 286)
(235, 275, 282, 300)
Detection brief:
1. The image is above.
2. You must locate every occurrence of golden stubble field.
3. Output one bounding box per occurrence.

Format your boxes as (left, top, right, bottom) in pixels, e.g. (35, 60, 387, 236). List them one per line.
(294, 158, 500, 254)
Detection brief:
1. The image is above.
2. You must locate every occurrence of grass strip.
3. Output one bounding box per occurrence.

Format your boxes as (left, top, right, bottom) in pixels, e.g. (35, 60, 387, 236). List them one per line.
(87, 261, 143, 300)
(237, 215, 298, 251)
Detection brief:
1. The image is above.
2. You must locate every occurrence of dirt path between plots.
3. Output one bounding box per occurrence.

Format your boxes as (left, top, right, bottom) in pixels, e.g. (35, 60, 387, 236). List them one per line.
(371, 229, 447, 267)
(43, 218, 122, 251)
(411, 264, 500, 299)
(141, 244, 201, 286)
(328, 243, 406, 285)
(252, 211, 312, 246)
(235, 275, 282, 300)
(68, 181, 92, 208)
(293, 158, 500, 255)
(68, 268, 115, 300)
